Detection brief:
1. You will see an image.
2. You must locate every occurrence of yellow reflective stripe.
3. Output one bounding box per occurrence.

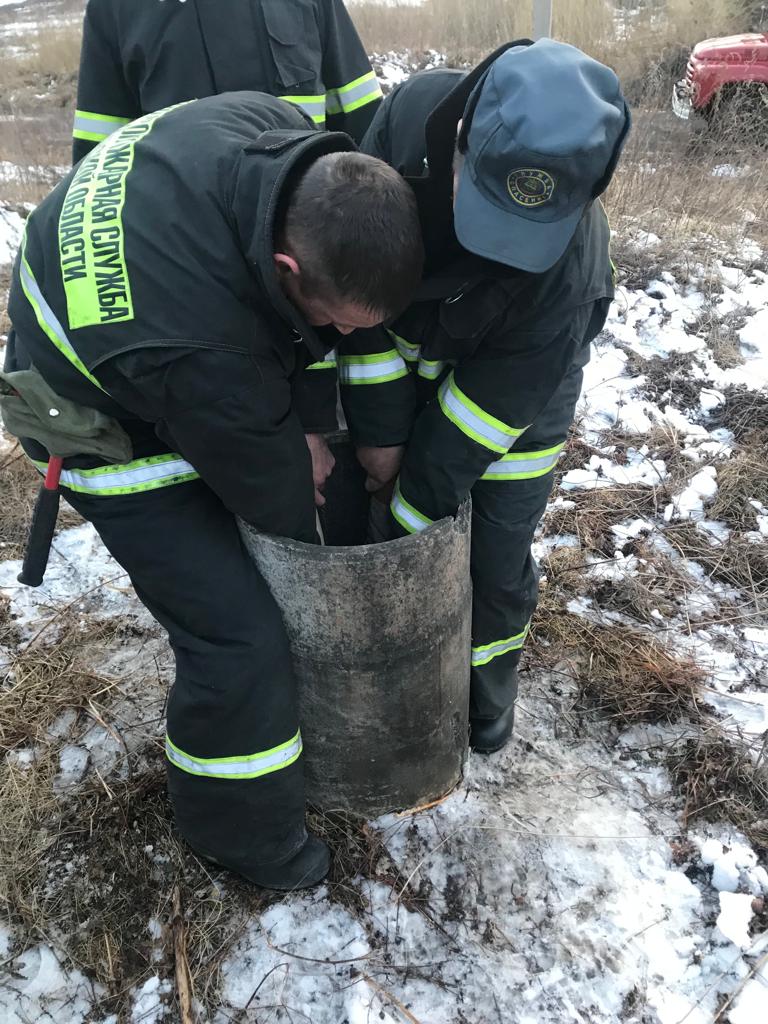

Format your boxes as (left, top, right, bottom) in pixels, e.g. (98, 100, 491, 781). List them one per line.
(33, 454, 200, 495)
(165, 729, 303, 780)
(279, 93, 326, 124)
(390, 481, 433, 535)
(417, 358, 446, 381)
(327, 72, 382, 115)
(480, 442, 565, 481)
(339, 350, 408, 385)
(472, 624, 530, 667)
(438, 373, 526, 453)
(73, 109, 131, 142)
(387, 329, 419, 363)
(18, 235, 104, 391)
(307, 348, 337, 370)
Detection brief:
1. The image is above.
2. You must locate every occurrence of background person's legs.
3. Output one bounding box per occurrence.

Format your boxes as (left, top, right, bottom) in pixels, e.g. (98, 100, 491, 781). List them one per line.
(62, 478, 307, 870)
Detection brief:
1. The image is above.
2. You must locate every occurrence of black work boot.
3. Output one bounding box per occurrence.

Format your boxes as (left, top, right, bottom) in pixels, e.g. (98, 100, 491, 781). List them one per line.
(200, 834, 331, 891)
(470, 704, 516, 755)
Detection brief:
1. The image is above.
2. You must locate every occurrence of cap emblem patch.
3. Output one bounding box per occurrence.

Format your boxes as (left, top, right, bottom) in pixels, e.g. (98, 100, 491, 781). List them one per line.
(507, 168, 555, 207)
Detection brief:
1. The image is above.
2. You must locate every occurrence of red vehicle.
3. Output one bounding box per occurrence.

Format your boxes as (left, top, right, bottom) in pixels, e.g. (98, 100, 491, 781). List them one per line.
(673, 32, 768, 121)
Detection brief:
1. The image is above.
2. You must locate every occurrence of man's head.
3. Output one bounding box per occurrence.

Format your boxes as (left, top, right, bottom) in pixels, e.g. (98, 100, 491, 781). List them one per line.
(274, 152, 423, 333)
(452, 39, 631, 273)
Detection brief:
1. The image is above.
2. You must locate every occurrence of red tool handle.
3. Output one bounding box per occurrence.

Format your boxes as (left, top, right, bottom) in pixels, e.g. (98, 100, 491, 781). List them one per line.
(17, 456, 64, 588)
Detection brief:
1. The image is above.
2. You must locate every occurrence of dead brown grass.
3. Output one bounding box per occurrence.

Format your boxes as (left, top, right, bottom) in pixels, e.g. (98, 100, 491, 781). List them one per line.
(532, 547, 708, 725)
(665, 521, 768, 609)
(710, 385, 768, 445)
(709, 448, 768, 530)
(669, 735, 768, 851)
(543, 484, 663, 556)
(0, 616, 121, 751)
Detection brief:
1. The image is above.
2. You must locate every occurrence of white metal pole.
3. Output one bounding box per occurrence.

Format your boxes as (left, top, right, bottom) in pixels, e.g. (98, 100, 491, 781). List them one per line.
(532, 0, 553, 40)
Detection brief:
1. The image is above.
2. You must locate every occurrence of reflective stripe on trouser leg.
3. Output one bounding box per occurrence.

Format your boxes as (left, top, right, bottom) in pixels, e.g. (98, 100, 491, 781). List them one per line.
(59, 478, 307, 867)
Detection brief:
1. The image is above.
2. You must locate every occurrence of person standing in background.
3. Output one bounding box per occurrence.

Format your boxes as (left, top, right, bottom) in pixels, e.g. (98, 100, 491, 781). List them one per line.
(72, 0, 382, 162)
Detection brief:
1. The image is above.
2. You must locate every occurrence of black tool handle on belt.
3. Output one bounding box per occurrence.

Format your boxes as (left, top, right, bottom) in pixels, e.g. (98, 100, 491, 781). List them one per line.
(17, 456, 63, 588)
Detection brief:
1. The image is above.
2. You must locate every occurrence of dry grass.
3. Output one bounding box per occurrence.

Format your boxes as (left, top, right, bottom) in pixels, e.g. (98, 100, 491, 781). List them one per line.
(0, 442, 82, 560)
(665, 521, 768, 609)
(669, 735, 768, 851)
(709, 448, 768, 530)
(543, 484, 663, 556)
(532, 547, 708, 724)
(353, 0, 756, 75)
(710, 385, 768, 445)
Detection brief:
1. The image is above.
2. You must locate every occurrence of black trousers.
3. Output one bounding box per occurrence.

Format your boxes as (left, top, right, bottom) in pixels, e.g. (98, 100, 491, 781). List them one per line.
(469, 356, 587, 719)
(62, 478, 306, 868)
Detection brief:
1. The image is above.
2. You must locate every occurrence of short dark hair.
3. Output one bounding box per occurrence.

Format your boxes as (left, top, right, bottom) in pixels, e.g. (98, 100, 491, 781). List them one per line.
(282, 152, 423, 318)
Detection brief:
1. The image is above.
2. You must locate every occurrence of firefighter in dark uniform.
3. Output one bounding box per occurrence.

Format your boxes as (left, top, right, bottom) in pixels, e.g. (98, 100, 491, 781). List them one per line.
(336, 40, 631, 754)
(73, 0, 382, 162)
(4, 92, 422, 888)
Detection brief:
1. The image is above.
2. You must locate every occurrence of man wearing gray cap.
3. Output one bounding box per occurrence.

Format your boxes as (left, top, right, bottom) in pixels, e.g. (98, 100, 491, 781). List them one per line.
(338, 39, 631, 753)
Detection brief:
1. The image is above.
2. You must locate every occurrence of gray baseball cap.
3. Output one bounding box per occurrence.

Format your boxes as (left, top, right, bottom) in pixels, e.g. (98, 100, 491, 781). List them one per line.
(453, 39, 631, 273)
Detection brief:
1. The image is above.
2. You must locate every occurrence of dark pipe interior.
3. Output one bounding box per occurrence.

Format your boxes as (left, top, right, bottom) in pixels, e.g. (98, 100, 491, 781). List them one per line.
(316, 435, 372, 547)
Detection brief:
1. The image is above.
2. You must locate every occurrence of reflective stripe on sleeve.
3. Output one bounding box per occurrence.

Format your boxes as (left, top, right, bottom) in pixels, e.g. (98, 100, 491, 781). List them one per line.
(19, 238, 104, 391)
(338, 350, 408, 385)
(165, 729, 303, 780)
(438, 373, 526, 454)
(417, 358, 446, 381)
(72, 109, 131, 143)
(387, 329, 419, 364)
(33, 453, 199, 495)
(307, 348, 337, 370)
(472, 624, 530, 667)
(480, 442, 565, 481)
(326, 71, 382, 115)
(390, 481, 433, 535)
(279, 93, 327, 124)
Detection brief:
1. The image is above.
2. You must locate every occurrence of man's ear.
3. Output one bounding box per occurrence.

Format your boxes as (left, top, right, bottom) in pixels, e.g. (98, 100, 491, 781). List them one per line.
(273, 252, 300, 278)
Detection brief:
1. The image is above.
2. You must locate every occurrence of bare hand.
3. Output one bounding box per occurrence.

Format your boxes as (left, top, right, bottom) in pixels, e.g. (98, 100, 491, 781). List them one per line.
(305, 434, 336, 507)
(356, 445, 405, 502)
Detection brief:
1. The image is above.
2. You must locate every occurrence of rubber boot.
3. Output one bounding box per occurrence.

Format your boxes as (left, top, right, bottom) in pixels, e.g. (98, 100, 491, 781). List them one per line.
(200, 834, 331, 891)
(470, 704, 516, 755)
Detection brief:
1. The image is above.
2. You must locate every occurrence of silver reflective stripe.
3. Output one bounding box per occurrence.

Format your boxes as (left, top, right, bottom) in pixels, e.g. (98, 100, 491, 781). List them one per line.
(338, 351, 407, 385)
(18, 256, 102, 388)
(279, 94, 326, 122)
(165, 730, 303, 780)
(438, 375, 523, 453)
(390, 482, 433, 534)
(327, 72, 382, 114)
(388, 330, 419, 363)
(59, 458, 195, 492)
(481, 445, 563, 480)
(472, 625, 530, 667)
(417, 358, 446, 381)
(73, 114, 127, 139)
